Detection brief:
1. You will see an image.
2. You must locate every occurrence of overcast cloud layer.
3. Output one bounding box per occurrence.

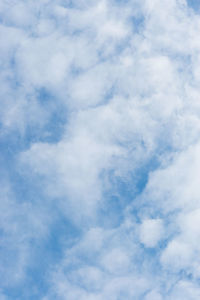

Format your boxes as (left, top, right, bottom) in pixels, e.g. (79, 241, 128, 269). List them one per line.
(1, 0, 200, 299)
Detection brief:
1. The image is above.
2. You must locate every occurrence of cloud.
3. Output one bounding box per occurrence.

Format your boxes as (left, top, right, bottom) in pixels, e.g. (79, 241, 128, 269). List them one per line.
(139, 218, 164, 248)
(0, 178, 50, 292)
(1, 0, 200, 299)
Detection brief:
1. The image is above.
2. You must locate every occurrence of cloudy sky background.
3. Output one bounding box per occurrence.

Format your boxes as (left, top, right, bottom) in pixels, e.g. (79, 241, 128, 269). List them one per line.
(1, 0, 200, 299)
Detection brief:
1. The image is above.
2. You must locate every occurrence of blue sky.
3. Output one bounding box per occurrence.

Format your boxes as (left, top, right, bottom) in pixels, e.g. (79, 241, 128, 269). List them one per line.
(1, 0, 200, 299)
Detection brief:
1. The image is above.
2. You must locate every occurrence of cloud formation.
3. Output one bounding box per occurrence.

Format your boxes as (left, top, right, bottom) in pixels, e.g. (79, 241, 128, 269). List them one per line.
(1, 0, 200, 299)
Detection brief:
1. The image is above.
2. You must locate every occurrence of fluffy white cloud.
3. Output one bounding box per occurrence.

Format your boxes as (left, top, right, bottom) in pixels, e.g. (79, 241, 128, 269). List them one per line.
(1, 0, 200, 298)
(139, 218, 164, 248)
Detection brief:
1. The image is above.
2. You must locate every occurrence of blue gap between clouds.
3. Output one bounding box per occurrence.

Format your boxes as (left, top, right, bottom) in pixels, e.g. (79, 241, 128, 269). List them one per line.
(0, 87, 68, 205)
(36, 87, 68, 144)
(98, 155, 159, 228)
(23, 215, 81, 300)
(187, 0, 200, 11)
(0, 87, 79, 299)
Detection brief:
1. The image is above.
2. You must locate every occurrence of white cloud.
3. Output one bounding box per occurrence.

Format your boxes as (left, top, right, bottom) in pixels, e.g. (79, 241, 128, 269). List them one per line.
(2, 0, 200, 298)
(161, 239, 193, 271)
(144, 290, 163, 300)
(139, 218, 164, 248)
(169, 280, 200, 300)
(45, 224, 151, 299)
(100, 248, 130, 274)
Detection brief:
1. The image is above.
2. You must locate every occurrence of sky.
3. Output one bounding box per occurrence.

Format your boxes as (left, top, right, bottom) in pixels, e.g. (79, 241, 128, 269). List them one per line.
(1, 0, 200, 299)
